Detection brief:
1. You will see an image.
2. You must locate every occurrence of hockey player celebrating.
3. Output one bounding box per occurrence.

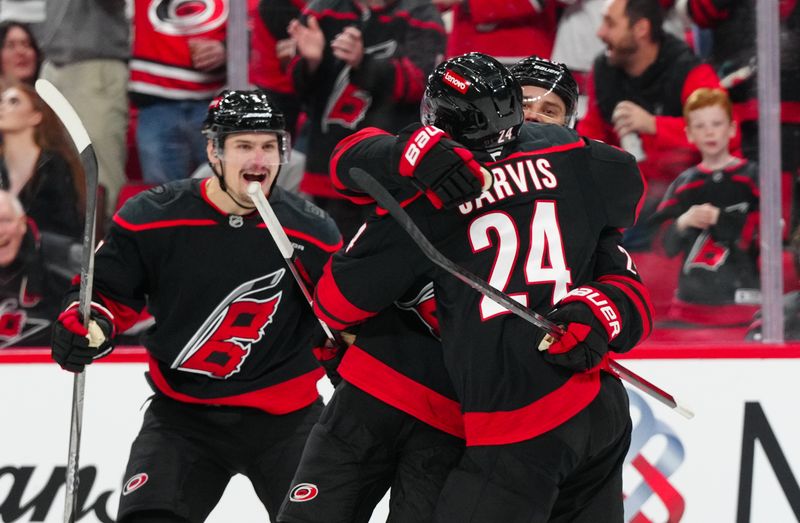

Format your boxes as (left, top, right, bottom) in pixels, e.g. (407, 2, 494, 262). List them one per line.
(50, 90, 342, 523)
(312, 52, 654, 521)
(278, 55, 586, 523)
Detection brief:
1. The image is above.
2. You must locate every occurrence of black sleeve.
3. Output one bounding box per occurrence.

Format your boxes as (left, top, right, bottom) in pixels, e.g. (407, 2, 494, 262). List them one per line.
(587, 139, 645, 229)
(258, 0, 301, 40)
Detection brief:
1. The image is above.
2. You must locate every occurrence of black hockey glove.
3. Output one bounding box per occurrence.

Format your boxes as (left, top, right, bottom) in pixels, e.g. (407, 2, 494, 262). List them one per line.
(537, 286, 622, 372)
(51, 303, 115, 373)
(395, 125, 491, 209)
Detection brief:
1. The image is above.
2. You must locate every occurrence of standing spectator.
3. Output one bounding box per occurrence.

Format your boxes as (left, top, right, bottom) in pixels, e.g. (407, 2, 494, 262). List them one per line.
(434, 0, 559, 65)
(651, 87, 759, 324)
(0, 82, 83, 239)
(685, 0, 800, 235)
(50, 90, 342, 523)
(287, 0, 446, 239)
(39, 0, 128, 217)
(251, 0, 305, 137)
(577, 0, 730, 249)
(129, 0, 226, 185)
(0, 21, 40, 84)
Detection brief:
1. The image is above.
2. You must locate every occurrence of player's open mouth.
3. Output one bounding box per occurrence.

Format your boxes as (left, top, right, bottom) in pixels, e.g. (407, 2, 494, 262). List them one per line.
(243, 173, 267, 183)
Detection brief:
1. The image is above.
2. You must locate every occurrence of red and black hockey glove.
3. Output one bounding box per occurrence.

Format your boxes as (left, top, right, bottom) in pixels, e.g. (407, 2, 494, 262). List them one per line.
(395, 124, 491, 209)
(537, 286, 622, 372)
(51, 302, 115, 373)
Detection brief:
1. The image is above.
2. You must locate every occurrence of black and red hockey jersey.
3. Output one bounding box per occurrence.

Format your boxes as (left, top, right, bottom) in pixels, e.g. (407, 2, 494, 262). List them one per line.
(335, 280, 464, 438)
(315, 122, 653, 446)
(651, 158, 760, 305)
(66, 179, 341, 414)
(288, 0, 446, 199)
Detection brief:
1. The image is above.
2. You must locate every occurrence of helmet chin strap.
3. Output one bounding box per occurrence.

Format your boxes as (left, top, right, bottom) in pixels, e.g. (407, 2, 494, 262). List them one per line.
(210, 155, 257, 211)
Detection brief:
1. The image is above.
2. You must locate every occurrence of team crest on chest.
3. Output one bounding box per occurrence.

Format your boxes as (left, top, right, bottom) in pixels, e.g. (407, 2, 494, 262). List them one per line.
(171, 269, 286, 378)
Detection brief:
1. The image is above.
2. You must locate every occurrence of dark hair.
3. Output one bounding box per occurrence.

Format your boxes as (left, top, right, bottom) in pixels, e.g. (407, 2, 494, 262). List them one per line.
(0, 21, 42, 83)
(624, 0, 664, 43)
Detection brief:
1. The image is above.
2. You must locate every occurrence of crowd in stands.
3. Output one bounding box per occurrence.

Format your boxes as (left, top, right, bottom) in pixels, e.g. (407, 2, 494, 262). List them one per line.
(0, 0, 797, 344)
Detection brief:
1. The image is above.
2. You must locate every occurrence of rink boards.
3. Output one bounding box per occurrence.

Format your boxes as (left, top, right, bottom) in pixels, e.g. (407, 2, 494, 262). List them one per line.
(1, 345, 799, 522)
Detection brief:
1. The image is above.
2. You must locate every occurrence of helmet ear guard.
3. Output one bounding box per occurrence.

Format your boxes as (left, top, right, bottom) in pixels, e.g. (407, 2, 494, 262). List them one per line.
(421, 52, 524, 151)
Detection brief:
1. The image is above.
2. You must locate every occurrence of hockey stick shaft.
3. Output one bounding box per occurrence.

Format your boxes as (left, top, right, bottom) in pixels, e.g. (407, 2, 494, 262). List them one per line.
(36, 79, 100, 523)
(246, 182, 344, 348)
(349, 167, 693, 419)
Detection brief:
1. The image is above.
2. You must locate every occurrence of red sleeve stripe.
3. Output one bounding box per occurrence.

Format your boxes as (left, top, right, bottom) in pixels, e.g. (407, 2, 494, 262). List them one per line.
(338, 346, 464, 438)
(731, 175, 760, 197)
(96, 291, 145, 334)
(379, 11, 447, 34)
(599, 273, 655, 319)
(598, 276, 654, 339)
(313, 259, 376, 329)
(282, 226, 343, 253)
(329, 127, 391, 197)
(113, 215, 217, 231)
(392, 57, 426, 103)
(305, 8, 359, 21)
(656, 197, 678, 212)
(375, 190, 426, 216)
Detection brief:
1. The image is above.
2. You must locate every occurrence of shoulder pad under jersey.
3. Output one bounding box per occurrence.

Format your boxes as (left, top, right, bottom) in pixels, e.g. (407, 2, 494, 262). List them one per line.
(514, 122, 582, 153)
(586, 139, 645, 228)
(270, 187, 342, 251)
(114, 179, 199, 226)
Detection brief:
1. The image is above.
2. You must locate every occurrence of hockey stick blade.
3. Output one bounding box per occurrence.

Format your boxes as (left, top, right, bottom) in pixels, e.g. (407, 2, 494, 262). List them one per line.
(246, 182, 345, 348)
(36, 79, 100, 522)
(349, 167, 693, 419)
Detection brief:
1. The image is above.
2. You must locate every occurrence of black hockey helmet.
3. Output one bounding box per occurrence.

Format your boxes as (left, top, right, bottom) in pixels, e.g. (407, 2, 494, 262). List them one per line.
(202, 89, 291, 163)
(421, 52, 523, 151)
(510, 56, 579, 126)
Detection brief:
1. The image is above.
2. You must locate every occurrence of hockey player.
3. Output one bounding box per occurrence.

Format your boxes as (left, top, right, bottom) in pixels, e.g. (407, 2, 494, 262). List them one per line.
(278, 55, 586, 523)
(313, 53, 654, 521)
(511, 55, 580, 127)
(50, 90, 342, 523)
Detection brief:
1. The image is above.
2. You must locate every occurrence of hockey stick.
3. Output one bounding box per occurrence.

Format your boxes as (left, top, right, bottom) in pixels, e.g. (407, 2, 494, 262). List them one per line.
(246, 182, 346, 349)
(35, 79, 100, 523)
(349, 167, 694, 419)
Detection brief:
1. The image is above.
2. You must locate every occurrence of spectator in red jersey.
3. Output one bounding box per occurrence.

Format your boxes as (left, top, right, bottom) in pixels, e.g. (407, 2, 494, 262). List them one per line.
(129, 0, 227, 184)
(433, 0, 559, 66)
(0, 21, 41, 85)
(577, 0, 733, 250)
(286, 0, 446, 239)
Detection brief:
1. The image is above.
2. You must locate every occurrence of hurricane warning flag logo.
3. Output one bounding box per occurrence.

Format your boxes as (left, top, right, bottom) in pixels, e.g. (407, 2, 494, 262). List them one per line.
(172, 270, 285, 379)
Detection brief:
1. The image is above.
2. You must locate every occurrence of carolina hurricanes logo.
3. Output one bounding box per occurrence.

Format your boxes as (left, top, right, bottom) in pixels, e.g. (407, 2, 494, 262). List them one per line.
(443, 69, 469, 94)
(172, 270, 285, 379)
(289, 483, 319, 502)
(396, 282, 440, 338)
(148, 0, 228, 36)
(122, 473, 149, 496)
(686, 231, 729, 271)
(0, 298, 50, 346)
